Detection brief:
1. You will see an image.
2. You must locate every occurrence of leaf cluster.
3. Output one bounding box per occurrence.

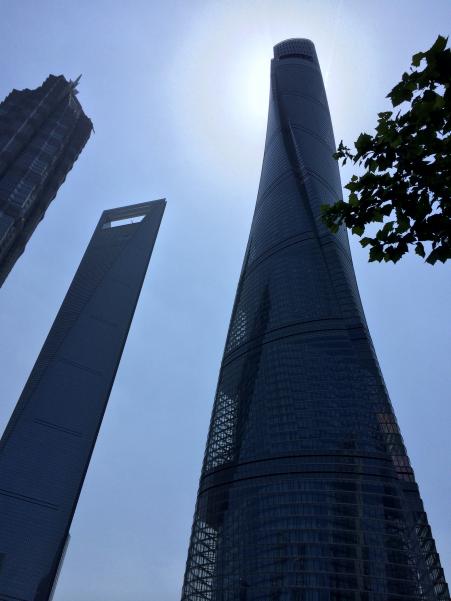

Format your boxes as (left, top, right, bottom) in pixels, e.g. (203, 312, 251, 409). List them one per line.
(322, 35, 451, 264)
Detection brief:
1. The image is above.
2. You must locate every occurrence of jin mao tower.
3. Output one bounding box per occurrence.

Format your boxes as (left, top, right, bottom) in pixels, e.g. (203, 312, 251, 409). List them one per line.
(181, 39, 448, 601)
(0, 74, 92, 287)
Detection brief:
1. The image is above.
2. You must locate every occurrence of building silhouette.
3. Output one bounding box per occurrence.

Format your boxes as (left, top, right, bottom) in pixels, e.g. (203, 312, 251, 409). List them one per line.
(0, 200, 165, 601)
(181, 39, 449, 601)
(0, 74, 92, 287)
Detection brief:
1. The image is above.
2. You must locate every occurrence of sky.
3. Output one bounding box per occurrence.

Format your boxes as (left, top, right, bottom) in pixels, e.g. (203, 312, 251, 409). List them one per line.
(0, 1, 450, 599)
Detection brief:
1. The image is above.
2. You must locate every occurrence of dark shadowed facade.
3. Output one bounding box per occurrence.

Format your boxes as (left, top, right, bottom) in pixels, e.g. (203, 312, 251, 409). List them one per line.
(0, 74, 92, 287)
(181, 39, 449, 601)
(0, 200, 165, 601)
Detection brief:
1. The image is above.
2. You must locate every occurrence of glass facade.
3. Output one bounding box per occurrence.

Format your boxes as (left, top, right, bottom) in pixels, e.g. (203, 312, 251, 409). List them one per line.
(181, 39, 449, 601)
(0, 200, 165, 601)
(0, 74, 92, 287)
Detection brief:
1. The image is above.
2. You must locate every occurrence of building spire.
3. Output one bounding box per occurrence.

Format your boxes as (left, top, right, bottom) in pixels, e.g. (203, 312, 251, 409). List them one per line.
(69, 74, 82, 95)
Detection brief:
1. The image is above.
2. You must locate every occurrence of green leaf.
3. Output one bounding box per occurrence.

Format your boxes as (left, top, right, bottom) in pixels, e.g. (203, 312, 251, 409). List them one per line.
(378, 111, 393, 119)
(369, 246, 384, 262)
(415, 242, 426, 257)
(381, 204, 393, 217)
(430, 34, 448, 54)
(388, 82, 414, 107)
(412, 51, 424, 67)
(328, 35, 451, 265)
(352, 224, 365, 236)
(373, 209, 384, 223)
(354, 133, 373, 155)
(397, 215, 410, 233)
(348, 192, 359, 207)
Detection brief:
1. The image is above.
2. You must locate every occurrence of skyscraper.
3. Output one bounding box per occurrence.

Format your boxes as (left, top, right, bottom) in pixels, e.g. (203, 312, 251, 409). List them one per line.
(181, 39, 448, 601)
(0, 74, 92, 287)
(0, 200, 165, 601)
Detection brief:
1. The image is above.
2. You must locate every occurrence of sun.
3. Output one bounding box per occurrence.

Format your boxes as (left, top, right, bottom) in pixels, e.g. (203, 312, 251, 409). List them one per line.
(230, 44, 271, 132)
(168, 1, 377, 181)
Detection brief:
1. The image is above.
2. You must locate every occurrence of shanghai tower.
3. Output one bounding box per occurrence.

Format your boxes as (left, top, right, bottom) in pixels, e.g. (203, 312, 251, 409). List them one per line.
(181, 39, 448, 601)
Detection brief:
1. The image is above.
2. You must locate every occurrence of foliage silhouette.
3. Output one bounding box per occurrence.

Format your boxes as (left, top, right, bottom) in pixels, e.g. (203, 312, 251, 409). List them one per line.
(322, 35, 451, 264)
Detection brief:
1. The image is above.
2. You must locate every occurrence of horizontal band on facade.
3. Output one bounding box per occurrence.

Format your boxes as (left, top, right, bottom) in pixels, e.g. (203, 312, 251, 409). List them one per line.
(290, 123, 336, 154)
(184, 581, 419, 598)
(199, 466, 403, 496)
(263, 111, 332, 158)
(301, 166, 341, 201)
(58, 356, 104, 377)
(32, 418, 83, 438)
(245, 230, 316, 274)
(200, 451, 403, 482)
(256, 169, 295, 205)
(256, 163, 341, 215)
(279, 90, 329, 110)
(0, 487, 59, 510)
(223, 319, 368, 367)
(203, 450, 394, 477)
(245, 226, 355, 278)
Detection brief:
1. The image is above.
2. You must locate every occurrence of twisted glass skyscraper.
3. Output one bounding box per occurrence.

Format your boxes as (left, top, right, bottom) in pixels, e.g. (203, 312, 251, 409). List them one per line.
(181, 39, 448, 601)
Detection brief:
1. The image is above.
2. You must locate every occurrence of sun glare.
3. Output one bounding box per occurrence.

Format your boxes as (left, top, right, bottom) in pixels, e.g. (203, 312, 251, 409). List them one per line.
(169, 1, 379, 182)
(231, 46, 270, 131)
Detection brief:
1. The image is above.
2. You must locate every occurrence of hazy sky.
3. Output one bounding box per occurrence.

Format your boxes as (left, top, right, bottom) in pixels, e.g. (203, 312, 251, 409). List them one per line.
(1, 1, 450, 599)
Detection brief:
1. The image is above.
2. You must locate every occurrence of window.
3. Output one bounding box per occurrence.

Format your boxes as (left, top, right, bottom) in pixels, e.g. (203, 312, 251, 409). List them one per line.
(102, 214, 146, 229)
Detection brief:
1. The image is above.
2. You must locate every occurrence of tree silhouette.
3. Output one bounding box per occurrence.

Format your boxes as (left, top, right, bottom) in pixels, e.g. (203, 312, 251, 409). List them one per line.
(322, 35, 451, 264)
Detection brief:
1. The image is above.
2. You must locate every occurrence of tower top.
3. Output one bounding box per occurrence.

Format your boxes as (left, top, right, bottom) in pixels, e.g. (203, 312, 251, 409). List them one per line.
(273, 38, 318, 65)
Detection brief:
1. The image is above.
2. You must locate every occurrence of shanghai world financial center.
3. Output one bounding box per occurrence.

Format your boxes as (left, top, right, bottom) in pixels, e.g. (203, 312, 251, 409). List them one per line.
(0, 39, 448, 601)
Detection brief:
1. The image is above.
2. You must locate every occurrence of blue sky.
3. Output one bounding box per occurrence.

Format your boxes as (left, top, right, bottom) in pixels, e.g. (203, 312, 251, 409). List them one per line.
(0, 1, 450, 599)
